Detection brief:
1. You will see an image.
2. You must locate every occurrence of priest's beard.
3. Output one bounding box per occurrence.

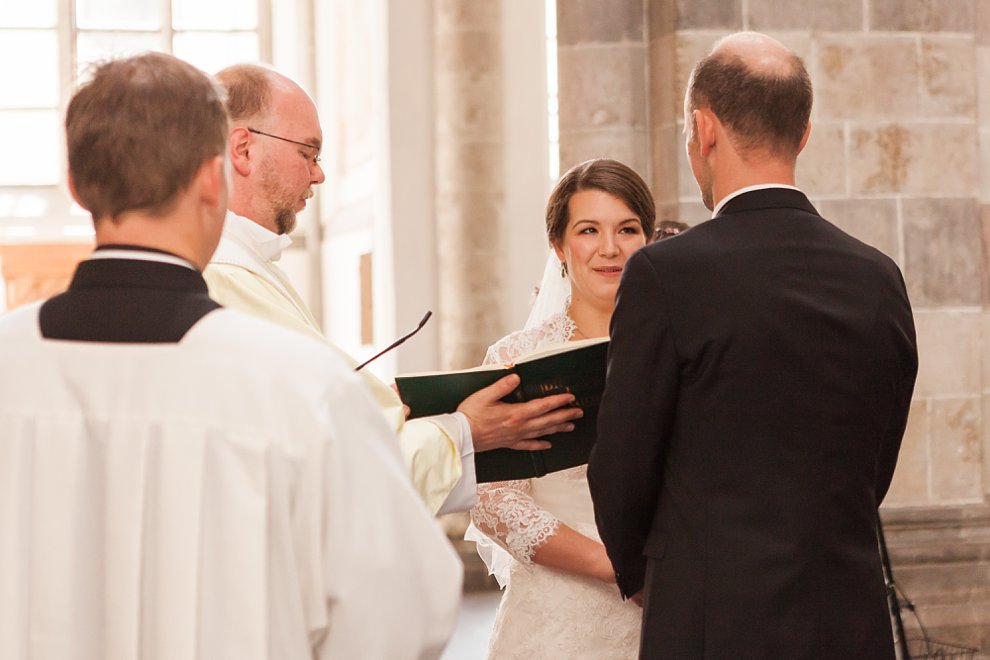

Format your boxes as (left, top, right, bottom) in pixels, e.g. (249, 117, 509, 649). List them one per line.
(274, 208, 296, 235)
(259, 162, 299, 235)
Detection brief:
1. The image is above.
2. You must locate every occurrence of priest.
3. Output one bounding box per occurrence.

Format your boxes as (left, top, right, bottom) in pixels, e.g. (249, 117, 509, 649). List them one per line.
(205, 64, 583, 515)
(0, 52, 461, 660)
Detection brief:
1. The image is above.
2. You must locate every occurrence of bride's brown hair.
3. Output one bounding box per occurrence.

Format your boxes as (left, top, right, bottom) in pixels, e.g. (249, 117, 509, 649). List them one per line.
(545, 158, 656, 246)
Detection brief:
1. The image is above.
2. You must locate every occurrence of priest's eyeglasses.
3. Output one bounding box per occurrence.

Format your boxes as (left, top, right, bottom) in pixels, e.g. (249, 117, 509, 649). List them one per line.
(247, 127, 322, 165)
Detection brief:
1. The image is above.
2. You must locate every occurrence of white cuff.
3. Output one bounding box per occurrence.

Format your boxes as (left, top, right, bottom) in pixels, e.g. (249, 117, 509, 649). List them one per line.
(432, 412, 478, 515)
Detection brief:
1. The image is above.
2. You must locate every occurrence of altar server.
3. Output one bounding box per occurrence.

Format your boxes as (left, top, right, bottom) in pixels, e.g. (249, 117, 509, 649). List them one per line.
(0, 52, 461, 660)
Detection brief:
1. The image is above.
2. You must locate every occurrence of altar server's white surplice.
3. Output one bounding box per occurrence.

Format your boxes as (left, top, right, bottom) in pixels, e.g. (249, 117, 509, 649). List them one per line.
(0, 300, 461, 660)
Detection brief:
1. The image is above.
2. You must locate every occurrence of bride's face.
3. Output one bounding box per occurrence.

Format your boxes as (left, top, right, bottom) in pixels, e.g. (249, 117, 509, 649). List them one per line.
(553, 189, 647, 311)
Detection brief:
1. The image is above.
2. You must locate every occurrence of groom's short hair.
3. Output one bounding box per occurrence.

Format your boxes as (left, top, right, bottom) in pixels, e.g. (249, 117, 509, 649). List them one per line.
(687, 43, 812, 160)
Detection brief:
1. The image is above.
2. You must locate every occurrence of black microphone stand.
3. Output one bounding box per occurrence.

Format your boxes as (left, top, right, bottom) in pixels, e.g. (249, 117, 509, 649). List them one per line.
(878, 517, 911, 660)
(354, 311, 432, 371)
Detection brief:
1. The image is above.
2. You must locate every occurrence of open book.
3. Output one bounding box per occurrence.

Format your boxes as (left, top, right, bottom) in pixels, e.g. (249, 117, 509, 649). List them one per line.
(394, 336, 609, 482)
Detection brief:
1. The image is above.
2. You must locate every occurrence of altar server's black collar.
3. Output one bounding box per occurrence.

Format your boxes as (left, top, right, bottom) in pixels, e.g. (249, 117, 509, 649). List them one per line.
(39, 245, 220, 343)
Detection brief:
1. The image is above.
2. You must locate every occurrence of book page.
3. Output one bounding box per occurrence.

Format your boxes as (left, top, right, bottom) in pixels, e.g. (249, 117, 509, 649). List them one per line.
(395, 337, 608, 378)
(514, 335, 609, 364)
(396, 361, 507, 379)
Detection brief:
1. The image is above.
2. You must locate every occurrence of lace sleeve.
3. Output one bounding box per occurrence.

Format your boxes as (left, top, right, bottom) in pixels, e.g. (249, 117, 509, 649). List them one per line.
(483, 343, 513, 367)
(483, 312, 576, 366)
(470, 480, 560, 564)
(468, 315, 577, 565)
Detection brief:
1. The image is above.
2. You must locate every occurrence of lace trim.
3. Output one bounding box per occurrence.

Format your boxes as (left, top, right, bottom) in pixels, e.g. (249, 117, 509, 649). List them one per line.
(471, 481, 561, 564)
(483, 311, 576, 365)
(470, 311, 575, 564)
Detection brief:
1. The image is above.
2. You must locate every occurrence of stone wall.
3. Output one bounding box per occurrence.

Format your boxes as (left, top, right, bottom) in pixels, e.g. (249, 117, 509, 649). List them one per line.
(556, 0, 651, 177)
(883, 504, 990, 655)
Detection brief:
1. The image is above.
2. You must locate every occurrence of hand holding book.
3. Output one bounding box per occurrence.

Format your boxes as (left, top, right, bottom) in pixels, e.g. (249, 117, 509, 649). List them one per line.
(394, 337, 609, 481)
(456, 372, 579, 453)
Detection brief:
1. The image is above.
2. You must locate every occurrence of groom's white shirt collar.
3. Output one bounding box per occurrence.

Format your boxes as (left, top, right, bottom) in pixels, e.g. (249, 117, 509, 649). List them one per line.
(712, 183, 801, 218)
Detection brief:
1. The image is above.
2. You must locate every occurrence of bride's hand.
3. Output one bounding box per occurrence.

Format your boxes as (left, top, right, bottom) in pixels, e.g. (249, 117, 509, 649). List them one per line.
(529, 525, 619, 585)
(592, 551, 617, 584)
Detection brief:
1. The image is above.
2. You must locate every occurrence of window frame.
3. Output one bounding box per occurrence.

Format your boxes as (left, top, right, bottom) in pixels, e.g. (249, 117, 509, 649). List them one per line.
(0, 0, 271, 242)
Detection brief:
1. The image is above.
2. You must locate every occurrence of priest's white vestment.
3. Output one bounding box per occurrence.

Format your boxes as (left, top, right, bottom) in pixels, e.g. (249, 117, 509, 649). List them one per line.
(0, 292, 461, 659)
(204, 212, 477, 515)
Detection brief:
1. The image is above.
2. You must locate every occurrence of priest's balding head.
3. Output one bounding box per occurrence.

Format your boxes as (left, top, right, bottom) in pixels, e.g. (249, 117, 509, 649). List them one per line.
(65, 52, 229, 270)
(215, 64, 325, 236)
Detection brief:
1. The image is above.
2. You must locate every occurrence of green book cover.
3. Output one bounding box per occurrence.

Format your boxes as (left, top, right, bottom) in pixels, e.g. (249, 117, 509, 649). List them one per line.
(394, 337, 609, 482)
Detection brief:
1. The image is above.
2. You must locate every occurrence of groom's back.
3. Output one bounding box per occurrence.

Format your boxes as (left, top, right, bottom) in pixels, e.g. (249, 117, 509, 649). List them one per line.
(634, 193, 917, 657)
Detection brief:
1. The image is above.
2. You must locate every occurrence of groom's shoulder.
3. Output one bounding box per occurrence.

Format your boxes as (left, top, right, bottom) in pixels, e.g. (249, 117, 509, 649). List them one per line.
(638, 222, 711, 263)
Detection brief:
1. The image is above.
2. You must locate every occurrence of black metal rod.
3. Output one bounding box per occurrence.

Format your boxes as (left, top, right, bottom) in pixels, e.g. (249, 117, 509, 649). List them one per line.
(354, 311, 432, 371)
(878, 517, 911, 660)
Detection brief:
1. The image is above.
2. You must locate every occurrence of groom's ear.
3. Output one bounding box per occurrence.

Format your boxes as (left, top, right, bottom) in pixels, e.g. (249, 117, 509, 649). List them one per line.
(694, 108, 717, 158)
(796, 120, 811, 155)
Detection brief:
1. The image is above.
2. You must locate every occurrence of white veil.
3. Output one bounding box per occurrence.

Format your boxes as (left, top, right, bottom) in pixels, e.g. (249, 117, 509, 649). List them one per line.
(523, 249, 572, 331)
(466, 248, 572, 588)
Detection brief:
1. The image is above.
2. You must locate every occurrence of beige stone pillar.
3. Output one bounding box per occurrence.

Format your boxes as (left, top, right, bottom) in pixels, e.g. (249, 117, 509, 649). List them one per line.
(555, 0, 650, 178)
(978, 0, 990, 505)
(646, 0, 677, 219)
(434, 0, 505, 369)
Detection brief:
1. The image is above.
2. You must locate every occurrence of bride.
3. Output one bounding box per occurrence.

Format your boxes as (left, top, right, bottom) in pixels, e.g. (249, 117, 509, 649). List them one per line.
(468, 159, 663, 659)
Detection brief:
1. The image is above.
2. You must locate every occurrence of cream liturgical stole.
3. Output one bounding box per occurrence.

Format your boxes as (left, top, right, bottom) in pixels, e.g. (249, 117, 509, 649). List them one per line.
(205, 213, 470, 514)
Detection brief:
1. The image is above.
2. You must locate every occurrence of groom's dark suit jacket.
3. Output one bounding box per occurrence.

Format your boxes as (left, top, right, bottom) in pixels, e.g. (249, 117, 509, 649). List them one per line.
(588, 188, 917, 659)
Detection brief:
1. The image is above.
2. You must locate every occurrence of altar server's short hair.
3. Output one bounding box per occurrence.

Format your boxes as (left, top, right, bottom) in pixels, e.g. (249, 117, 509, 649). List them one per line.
(66, 52, 228, 222)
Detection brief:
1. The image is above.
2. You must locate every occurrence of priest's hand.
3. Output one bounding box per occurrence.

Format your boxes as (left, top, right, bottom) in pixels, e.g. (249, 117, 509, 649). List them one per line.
(457, 374, 582, 452)
(390, 382, 412, 420)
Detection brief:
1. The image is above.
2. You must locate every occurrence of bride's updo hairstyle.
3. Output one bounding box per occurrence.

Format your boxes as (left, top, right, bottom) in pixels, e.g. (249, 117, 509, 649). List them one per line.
(545, 158, 656, 246)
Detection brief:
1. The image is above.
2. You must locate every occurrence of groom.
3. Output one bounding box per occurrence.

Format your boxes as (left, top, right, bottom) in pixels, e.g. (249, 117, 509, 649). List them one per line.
(588, 32, 917, 659)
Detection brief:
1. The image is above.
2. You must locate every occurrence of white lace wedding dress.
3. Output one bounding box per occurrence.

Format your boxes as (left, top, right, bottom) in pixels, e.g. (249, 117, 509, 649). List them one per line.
(468, 311, 641, 659)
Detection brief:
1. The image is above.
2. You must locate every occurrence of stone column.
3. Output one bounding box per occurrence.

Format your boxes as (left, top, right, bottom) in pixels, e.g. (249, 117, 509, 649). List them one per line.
(646, 0, 677, 220)
(978, 0, 990, 505)
(555, 0, 650, 178)
(434, 0, 505, 369)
